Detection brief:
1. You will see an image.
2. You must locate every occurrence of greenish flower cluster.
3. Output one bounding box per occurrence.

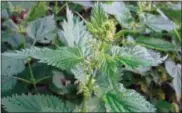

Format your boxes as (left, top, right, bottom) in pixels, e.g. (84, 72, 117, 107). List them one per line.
(87, 19, 115, 42)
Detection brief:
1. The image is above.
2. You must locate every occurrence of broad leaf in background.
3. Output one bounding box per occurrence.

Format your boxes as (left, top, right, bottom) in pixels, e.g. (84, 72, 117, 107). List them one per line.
(27, 15, 56, 44)
(140, 13, 176, 32)
(2, 19, 17, 31)
(1, 55, 25, 92)
(2, 31, 23, 48)
(102, 1, 133, 29)
(136, 37, 176, 51)
(52, 70, 71, 89)
(2, 76, 17, 92)
(165, 60, 181, 102)
(59, 7, 93, 56)
(86, 96, 106, 112)
(2, 94, 75, 112)
(26, 1, 47, 22)
(50, 70, 74, 95)
(1, 9, 9, 19)
(2, 47, 83, 70)
(104, 85, 156, 112)
(9, 1, 36, 9)
(155, 100, 173, 112)
(161, 2, 181, 25)
(73, 1, 93, 9)
(2, 55, 25, 76)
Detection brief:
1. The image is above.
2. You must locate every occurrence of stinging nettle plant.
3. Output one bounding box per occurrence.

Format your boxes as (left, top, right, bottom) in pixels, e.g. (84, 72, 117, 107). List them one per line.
(1, 1, 180, 113)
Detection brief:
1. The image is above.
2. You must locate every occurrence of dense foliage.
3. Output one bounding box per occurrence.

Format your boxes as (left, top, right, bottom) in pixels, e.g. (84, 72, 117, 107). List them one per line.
(1, 1, 181, 112)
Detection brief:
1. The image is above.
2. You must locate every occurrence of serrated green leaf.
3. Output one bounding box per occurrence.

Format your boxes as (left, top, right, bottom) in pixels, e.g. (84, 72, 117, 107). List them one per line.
(27, 15, 56, 44)
(101, 54, 117, 77)
(104, 88, 156, 112)
(26, 1, 47, 22)
(94, 72, 113, 97)
(140, 13, 176, 32)
(2, 47, 83, 70)
(59, 7, 93, 56)
(2, 94, 75, 112)
(126, 49, 167, 74)
(136, 37, 176, 51)
(111, 45, 153, 69)
(90, 3, 108, 29)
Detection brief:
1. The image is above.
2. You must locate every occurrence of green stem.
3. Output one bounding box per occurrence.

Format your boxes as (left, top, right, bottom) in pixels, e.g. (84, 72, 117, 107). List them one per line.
(22, 35, 26, 48)
(114, 30, 140, 39)
(81, 69, 97, 113)
(28, 62, 38, 93)
(174, 28, 181, 42)
(81, 96, 87, 113)
(13, 76, 32, 84)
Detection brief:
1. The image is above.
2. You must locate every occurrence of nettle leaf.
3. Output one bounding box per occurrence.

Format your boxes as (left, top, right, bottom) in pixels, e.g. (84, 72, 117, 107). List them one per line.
(2, 76, 17, 92)
(140, 13, 176, 32)
(2, 94, 75, 112)
(101, 54, 117, 77)
(26, 1, 47, 22)
(71, 64, 86, 83)
(136, 37, 176, 51)
(2, 55, 25, 76)
(59, 7, 93, 56)
(111, 45, 153, 68)
(27, 15, 56, 44)
(111, 45, 167, 73)
(3, 47, 83, 70)
(165, 60, 181, 101)
(102, 1, 133, 29)
(89, 3, 108, 28)
(94, 72, 113, 97)
(104, 86, 156, 112)
(86, 96, 106, 112)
